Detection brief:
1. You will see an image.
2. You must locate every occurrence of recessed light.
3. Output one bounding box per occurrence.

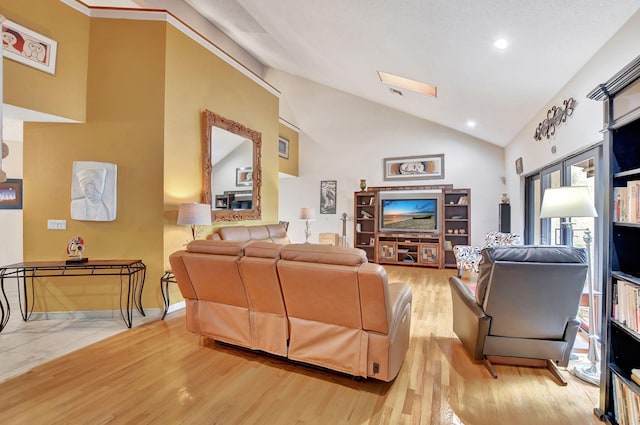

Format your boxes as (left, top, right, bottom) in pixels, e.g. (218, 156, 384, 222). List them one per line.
(378, 71, 437, 97)
(494, 38, 508, 49)
(467, 120, 476, 128)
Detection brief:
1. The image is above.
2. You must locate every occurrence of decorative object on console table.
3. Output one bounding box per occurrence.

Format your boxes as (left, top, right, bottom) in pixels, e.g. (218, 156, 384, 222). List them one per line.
(177, 203, 212, 240)
(383, 154, 444, 181)
(540, 186, 599, 386)
(300, 207, 316, 243)
(66, 236, 87, 264)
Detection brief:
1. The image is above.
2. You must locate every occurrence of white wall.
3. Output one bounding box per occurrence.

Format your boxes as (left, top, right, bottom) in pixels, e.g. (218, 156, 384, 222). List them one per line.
(266, 69, 506, 246)
(505, 10, 640, 235)
(0, 119, 24, 266)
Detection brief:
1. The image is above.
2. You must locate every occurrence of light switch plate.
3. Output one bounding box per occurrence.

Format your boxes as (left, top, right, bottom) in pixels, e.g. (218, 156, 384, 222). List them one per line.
(47, 219, 67, 230)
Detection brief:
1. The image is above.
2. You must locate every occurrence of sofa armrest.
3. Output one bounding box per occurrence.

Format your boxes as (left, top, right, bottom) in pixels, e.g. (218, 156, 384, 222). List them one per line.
(387, 282, 412, 337)
(449, 276, 490, 360)
(559, 317, 581, 367)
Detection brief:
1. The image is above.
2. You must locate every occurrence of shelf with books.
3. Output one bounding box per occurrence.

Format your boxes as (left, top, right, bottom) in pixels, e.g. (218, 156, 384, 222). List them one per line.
(610, 367, 640, 425)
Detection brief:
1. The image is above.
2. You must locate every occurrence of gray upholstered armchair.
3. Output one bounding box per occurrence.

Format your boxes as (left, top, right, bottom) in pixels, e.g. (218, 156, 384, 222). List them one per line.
(449, 245, 588, 385)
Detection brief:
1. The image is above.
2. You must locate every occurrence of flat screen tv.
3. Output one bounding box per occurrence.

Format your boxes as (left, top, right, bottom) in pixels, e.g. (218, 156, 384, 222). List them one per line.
(379, 190, 441, 233)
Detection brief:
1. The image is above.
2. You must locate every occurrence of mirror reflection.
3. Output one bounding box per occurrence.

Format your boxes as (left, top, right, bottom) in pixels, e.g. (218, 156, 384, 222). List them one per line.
(202, 110, 262, 221)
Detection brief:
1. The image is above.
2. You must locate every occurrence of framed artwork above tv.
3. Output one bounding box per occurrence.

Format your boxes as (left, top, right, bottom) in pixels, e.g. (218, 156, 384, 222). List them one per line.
(383, 154, 444, 181)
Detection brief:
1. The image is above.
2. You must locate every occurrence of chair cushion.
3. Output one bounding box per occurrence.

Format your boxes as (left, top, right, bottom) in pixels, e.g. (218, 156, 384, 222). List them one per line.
(475, 245, 587, 306)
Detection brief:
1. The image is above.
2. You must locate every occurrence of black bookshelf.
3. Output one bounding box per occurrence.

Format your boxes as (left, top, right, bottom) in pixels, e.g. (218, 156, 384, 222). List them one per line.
(588, 53, 640, 425)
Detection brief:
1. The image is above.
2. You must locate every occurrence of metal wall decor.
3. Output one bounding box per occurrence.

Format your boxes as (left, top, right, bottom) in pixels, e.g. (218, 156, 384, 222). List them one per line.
(533, 97, 576, 141)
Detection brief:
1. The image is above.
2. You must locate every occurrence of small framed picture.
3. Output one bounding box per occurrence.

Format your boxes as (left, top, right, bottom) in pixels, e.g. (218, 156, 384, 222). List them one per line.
(278, 137, 290, 159)
(1, 19, 58, 75)
(236, 167, 253, 186)
(320, 180, 337, 214)
(515, 157, 524, 174)
(0, 179, 23, 209)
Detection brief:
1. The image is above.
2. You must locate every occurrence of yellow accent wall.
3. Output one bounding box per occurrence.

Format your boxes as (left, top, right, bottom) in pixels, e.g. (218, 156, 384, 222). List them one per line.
(23, 18, 167, 312)
(278, 123, 299, 177)
(1, 0, 89, 122)
(162, 25, 279, 302)
(7, 1, 280, 312)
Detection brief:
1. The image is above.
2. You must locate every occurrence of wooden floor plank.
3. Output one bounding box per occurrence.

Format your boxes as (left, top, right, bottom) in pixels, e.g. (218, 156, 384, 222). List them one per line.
(0, 267, 600, 424)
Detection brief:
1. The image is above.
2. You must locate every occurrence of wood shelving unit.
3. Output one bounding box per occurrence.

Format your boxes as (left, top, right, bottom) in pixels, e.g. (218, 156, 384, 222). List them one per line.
(443, 189, 471, 269)
(353, 185, 470, 269)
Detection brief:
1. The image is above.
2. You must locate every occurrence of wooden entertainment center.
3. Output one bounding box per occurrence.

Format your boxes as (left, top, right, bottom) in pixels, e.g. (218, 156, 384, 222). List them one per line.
(353, 185, 470, 269)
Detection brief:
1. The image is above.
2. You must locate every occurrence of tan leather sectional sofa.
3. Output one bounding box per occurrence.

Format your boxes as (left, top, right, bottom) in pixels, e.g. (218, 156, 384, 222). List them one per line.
(169, 240, 412, 382)
(208, 223, 290, 244)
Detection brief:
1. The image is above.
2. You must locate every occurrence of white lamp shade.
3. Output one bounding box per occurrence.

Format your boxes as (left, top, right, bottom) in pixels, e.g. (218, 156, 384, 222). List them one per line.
(177, 203, 212, 225)
(540, 186, 598, 218)
(299, 207, 316, 220)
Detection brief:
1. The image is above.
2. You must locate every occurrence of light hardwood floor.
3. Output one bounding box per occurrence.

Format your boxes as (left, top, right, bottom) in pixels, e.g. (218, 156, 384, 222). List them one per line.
(0, 267, 600, 424)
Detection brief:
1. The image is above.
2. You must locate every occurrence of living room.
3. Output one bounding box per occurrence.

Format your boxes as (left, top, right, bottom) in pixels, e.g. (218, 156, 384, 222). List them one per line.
(1, 0, 640, 423)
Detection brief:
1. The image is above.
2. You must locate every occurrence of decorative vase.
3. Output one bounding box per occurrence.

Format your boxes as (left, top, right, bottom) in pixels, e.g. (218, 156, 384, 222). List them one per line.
(360, 179, 367, 192)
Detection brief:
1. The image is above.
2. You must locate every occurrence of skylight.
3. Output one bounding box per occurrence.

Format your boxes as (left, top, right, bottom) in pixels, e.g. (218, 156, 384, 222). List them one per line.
(377, 71, 437, 98)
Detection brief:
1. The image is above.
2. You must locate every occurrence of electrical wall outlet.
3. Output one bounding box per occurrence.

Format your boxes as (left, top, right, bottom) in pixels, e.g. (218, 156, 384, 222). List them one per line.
(47, 219, 67, 230)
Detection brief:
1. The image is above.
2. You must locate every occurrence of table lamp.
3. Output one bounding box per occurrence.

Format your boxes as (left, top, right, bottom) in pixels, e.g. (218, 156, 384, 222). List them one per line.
(540, 186, 600, 385)
(177, 203, 212, 240)
(299, 207, 316, 243)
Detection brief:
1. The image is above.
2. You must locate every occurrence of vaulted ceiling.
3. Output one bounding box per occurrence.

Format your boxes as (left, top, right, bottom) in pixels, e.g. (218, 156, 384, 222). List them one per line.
(84, 1, 640, 146)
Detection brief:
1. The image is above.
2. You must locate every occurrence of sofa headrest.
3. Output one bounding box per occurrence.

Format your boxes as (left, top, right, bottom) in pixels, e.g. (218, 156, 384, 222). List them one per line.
(482, 245, 587, 264)
(244, 241, 284, 259)
(280, 244, 367, 266)
(266, 224, 287, 238)
(186, 240, 246, 256)
(248, 226, 270, 240)
(217, 226, 252, 241)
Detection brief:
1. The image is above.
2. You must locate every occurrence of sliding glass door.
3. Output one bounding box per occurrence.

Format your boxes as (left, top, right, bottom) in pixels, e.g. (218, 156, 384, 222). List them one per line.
(524, 145, 603, 332)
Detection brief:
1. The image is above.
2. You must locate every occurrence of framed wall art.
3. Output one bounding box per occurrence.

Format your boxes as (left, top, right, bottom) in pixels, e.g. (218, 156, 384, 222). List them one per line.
(236, 167, 253, 186)
(383, 154, 444, 181)
(71, 161, 117, 221)
(278, 137, 290, 159)
(1, 19, 58, 75)
(320, 180, 337, 214)
(0, 178, 23, 209)
(515, 157, 523, 174)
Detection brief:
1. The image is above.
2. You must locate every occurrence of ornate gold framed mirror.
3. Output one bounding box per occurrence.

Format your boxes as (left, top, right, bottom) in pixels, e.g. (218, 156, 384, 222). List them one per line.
(202, 110, 262, 221)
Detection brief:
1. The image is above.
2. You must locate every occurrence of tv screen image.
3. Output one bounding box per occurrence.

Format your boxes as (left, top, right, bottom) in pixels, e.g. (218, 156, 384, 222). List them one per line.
(381, 199, 437, 232)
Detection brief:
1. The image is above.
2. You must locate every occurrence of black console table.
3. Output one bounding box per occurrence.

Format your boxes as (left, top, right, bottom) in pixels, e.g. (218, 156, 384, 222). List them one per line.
(0, 259, 146, 333)
(160, 270, 176, 320)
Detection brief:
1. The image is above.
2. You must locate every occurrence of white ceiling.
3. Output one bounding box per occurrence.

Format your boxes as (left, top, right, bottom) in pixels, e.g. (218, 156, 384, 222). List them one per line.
(80, 1, 640, 146)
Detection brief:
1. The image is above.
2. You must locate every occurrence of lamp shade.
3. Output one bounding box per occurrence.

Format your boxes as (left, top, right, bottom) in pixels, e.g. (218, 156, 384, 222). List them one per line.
(540, 186, 598, 218)
(299, 207, 316, 220)
(177, 203, 212, 225)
